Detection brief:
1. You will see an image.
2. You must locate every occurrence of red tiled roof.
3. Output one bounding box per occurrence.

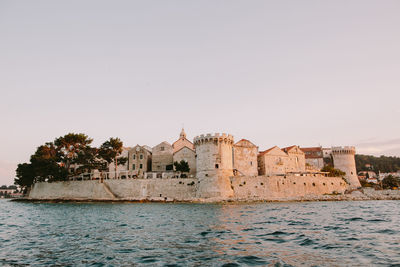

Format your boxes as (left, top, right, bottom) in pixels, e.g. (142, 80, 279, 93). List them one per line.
(300, 147, 322, 152)
(282, 145, 296, 152)
(258, 146, 279, 156)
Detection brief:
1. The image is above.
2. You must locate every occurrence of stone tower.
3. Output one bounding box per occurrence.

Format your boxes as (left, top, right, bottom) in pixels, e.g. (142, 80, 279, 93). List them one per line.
(193, 133, 234, 199)
(331, 146, 361, 188)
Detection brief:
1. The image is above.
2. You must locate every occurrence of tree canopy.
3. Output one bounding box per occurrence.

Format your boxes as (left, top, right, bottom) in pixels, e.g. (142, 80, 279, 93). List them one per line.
(14, 133, 126, 188)
(321, 165, 346, 177)
(356, 154, 400, 173)
(174, 160, 190, 173)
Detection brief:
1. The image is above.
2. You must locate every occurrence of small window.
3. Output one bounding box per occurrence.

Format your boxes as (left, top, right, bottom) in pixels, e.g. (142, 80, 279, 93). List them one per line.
(250, 161, 253, 166)
(132, 164, 136, 170)
(140, 154, 143, 160)
(160, 147, 165, 151)
(215, 164, 219, 169)
(140, 164, 143, 169)
(133, 155, 136, 160)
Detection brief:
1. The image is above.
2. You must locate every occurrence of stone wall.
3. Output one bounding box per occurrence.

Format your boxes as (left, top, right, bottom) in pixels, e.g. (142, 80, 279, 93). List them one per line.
(29, 178, 197, 201)
(28, 175, 348, 202)
(230, 175, 347, 200)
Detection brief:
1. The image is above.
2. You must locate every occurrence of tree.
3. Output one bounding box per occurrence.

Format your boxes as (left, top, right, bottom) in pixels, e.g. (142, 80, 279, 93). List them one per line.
(321, 165, 346, 177)
(174, 160, 190, 173)
(15, 163, 35, 188)
(30, 143, 68, 182)
(98, 137, 128, 176)
(382, 175, 400, 189)
(355, 154, 400, 173)
(54, 133, 93, 175)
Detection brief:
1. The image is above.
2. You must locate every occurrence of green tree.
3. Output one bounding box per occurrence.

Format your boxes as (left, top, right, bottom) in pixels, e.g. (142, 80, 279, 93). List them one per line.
(15, 163, 35, 188)
(174, 160, 190, 173)
(321, 165, 346, 177)
(355, 154, 400, 173)
(382, 175, 400, 189)
(30, 143, 67, 182)
(54, 133, 93, 175)
(98, 137, 128, 176)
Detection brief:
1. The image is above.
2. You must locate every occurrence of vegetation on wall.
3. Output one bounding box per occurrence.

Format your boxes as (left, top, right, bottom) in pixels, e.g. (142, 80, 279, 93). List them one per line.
(320, 165, 346, 177)
(15, 133, 127, 189)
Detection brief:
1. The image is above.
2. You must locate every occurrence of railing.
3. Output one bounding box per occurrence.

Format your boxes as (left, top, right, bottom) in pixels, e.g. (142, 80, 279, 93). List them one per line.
(68, 170, 192, 181)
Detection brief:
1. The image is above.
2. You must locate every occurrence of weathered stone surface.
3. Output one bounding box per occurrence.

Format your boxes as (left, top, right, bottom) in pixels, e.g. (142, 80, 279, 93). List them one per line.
(332, 146, 361, 188)
(152, 142, 173, 172)
(233, 139, 258, 176)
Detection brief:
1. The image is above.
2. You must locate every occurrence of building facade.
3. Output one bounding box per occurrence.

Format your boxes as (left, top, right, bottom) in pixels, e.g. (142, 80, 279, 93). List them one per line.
(152, 142, 174, 172)
(128, 145, 152, 176)
(301, 147, 324, 170)
(233, 139, 258, 176)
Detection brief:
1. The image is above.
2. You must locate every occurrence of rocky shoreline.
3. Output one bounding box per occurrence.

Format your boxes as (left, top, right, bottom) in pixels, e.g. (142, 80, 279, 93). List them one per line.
(11, 188, 400, 203)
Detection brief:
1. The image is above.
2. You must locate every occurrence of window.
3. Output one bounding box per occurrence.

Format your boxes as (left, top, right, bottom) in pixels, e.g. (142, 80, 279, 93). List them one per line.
(132, 164, 136, 170)
(140, 154, 143, 160)
(133, 155, 136, 160)
(215, 164, 219, 169)
(160, 147, 165, 151)
(140, 164, 143, 169)
(250, 161, 253, 166)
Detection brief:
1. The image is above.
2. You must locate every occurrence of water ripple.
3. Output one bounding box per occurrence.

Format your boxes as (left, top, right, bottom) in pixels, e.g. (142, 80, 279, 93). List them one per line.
(0, 200, 399, 266)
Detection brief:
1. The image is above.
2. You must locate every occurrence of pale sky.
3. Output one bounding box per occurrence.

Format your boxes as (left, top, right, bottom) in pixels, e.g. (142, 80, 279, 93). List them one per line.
(1, 0, 399, 185)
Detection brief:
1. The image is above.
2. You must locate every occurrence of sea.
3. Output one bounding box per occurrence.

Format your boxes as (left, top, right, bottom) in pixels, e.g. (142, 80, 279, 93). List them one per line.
(0, 199, 399, 266)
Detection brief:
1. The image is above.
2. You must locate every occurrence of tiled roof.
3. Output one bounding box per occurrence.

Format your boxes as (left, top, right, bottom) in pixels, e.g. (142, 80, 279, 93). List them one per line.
(258, 146, 279, 156)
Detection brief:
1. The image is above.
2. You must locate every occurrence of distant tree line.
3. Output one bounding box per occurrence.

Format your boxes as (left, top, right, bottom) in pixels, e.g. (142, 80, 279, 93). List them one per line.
(355, 154, 400, 173)
(15, 133, 127, 190)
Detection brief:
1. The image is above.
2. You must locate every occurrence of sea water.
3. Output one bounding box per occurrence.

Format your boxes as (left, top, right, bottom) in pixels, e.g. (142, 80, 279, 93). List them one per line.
(0, 199, 399, 266)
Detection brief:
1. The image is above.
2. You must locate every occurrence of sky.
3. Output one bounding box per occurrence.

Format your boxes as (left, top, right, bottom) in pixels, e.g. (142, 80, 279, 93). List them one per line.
(0, 0, 399, 185)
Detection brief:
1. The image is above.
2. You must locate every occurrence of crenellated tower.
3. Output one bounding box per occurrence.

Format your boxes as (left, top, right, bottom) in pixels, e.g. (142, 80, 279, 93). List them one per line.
(331, 146, 361, 188)
(193, 133, 234, 198)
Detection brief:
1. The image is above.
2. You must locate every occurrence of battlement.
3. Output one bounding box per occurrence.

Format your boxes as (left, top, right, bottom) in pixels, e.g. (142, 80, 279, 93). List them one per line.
(193, 133, 234, 146)
(331, 146, 356, 155)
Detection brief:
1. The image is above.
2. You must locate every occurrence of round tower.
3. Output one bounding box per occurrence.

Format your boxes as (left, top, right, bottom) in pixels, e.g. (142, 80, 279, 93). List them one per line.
(331, 146, 361, 188)
(193, 133, 234, 199)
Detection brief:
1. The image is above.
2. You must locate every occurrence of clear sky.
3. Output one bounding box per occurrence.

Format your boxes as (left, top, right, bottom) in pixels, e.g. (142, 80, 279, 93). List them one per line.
(1, 0, 399, 185)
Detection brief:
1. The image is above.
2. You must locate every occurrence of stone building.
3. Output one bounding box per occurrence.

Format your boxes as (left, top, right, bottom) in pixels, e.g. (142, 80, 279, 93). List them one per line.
(300, 147, 324, 170)
(233, 139, 258, 176)
(257, 146, 289, 176)
(172, 128, 194, 153)
(152, 142, 174, 172)
(171, 128, 196, 176)
(127, 145, 152, 176)
(173, 147, 196, 176)
(282, 145, 306, 173)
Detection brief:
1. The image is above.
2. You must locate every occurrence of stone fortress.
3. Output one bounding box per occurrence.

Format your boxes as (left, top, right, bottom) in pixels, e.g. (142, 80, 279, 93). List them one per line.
(29, 129, 361, 202)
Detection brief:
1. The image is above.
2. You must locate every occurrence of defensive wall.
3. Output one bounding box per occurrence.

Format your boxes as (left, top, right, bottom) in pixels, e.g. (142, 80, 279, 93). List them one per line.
(29, 178, 198, 201)
(28, 174, 347, 202)
(230, 175, 347, 201)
